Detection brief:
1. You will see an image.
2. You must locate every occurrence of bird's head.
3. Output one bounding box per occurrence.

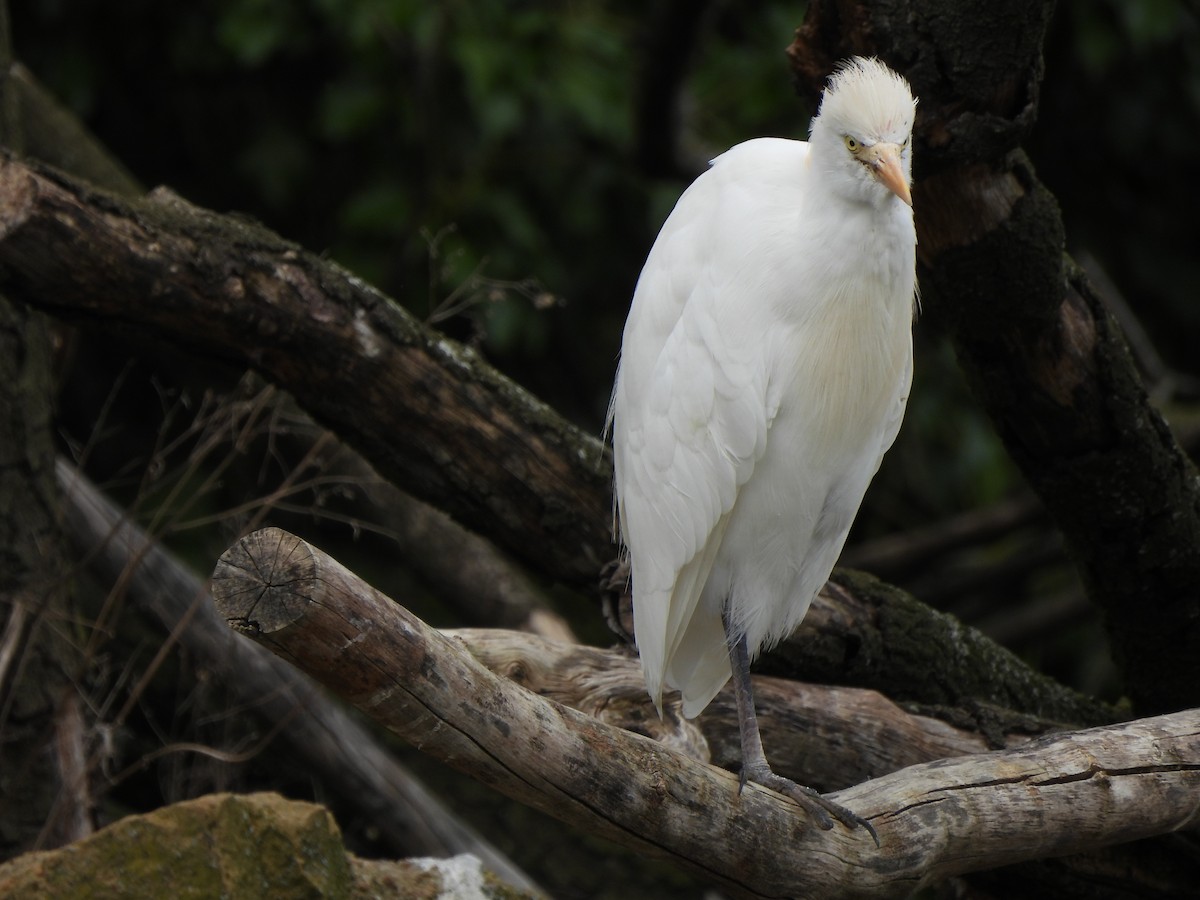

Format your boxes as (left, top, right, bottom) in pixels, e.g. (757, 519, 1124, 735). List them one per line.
(809, 57, 916, 208)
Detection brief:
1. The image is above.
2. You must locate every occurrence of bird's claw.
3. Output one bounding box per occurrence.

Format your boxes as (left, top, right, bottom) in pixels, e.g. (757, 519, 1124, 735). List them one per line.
(741, 765, 880, 847)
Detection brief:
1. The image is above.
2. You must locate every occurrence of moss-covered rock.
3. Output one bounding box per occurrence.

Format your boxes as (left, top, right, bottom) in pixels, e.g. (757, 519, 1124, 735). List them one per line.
(0, 792, 530, 899)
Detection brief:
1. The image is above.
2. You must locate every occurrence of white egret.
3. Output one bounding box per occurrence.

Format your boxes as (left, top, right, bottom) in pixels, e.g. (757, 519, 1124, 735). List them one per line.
(609, 57, 916, 839)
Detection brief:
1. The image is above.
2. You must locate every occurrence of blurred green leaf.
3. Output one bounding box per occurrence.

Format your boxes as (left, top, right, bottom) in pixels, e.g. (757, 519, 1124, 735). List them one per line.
(318, 78, 387, 141)
(216, 0, 300, 66)
(235, 125, 313, 208)
(339, 181, 410, 233)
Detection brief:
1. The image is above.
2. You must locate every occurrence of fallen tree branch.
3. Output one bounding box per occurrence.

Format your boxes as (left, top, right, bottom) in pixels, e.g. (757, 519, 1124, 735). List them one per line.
(788, 569, 1115, 726)
(4, 65, 572, 643)
(236, 385, 574, 640)
(839, 494, 1044, 582)
(55, 459, 542, 895)
(0, 152, 609, 585)
(211, 526, 1200, 898)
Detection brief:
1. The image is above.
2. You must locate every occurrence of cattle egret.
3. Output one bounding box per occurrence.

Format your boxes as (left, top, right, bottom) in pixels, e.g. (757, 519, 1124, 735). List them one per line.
(609, 57, 916, 840)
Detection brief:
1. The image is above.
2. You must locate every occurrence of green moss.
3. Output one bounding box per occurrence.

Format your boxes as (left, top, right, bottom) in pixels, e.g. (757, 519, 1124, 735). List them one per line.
(0, 794, 541, 900)
(0, 793, 351, 899)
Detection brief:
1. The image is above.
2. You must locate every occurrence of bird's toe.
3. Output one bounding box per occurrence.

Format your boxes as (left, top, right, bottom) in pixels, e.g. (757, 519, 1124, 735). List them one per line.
(741, 764, 878, 845)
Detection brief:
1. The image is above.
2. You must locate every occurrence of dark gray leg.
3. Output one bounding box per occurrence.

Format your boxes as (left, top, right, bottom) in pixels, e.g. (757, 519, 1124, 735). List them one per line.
(723, 606, 879, 845)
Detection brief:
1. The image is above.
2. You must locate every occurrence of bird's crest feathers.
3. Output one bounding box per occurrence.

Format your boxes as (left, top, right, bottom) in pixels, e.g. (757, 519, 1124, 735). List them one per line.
(813, 56, 916, 144)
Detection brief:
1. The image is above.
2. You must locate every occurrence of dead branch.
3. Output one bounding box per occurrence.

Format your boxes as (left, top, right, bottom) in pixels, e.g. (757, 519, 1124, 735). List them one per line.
(49, 692, 93, 845)
(211, 526, 1200, 898)
(0, 152, 609, 585)
(6, 61, 142, 197)
(605, 562, 1113, 729)
(840, 494, 1043, 581)
(6, 62, 570, 643)
(55, 459, 542, 895)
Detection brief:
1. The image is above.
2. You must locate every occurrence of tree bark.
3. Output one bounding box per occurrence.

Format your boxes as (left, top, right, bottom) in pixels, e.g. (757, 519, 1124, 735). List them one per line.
(210, 526, 1200, 899)
(2, 63, 569, 643)
(6, 61, 141, 198)
(788, 0, 1200, 714)
(0, 297, 85, 855)
(779, 569, 1113, 728)
(0, 152, 611, 585)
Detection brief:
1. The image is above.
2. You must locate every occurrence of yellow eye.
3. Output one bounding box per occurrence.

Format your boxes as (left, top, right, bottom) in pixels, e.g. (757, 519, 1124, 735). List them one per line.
(843, 135, 860, 152)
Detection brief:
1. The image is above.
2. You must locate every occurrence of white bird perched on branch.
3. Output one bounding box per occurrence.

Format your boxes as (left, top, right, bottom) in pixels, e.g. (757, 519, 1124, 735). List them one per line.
(609, 57, 917, 840)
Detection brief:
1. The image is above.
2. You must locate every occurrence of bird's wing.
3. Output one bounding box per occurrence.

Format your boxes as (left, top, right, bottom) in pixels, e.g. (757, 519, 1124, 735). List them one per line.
(612, 141, 802, 710)
(615, 291, 771, 710)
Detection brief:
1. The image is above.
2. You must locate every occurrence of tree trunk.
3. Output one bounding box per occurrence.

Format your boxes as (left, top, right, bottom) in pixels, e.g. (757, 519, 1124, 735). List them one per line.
(790, 0, 1200, 714)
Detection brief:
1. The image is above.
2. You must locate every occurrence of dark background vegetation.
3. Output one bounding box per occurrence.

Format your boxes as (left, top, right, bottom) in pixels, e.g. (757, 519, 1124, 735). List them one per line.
(6, 1, 1199, 896)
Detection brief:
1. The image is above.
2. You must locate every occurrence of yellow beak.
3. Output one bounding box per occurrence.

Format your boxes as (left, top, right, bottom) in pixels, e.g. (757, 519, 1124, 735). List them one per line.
(862, 142, 911, 206)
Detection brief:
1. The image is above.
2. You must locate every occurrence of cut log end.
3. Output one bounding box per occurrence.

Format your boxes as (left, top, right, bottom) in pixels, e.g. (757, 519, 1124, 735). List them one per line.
(212, 526, 318, 634)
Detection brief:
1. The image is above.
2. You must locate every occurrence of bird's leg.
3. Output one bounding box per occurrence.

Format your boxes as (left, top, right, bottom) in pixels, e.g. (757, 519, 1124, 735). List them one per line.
(722, 606, 879, 845)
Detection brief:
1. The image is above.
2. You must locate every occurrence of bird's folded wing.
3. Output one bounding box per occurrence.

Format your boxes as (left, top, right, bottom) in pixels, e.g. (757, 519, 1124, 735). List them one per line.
(612, 140, 811, 708)
(616, 278, 771, 707)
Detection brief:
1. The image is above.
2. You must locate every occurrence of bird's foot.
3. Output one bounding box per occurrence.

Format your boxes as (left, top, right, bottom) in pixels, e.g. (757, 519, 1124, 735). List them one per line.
(739, 763, 880, 847)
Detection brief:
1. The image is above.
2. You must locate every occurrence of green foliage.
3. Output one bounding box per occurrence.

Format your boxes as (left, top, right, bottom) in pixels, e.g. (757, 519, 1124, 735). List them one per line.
(216, 0, 305, 66)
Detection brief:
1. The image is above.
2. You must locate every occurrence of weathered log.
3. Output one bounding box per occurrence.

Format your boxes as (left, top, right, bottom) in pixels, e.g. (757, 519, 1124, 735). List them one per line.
(0, 152, 610, 585)
(238, 387, 573, 640)
(211, 526, 1200, 898)
(55, 460, 541, 895)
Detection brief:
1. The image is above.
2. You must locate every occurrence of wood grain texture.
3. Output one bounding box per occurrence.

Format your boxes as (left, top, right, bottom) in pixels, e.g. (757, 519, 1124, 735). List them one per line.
(443, 627, 1039, 790)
